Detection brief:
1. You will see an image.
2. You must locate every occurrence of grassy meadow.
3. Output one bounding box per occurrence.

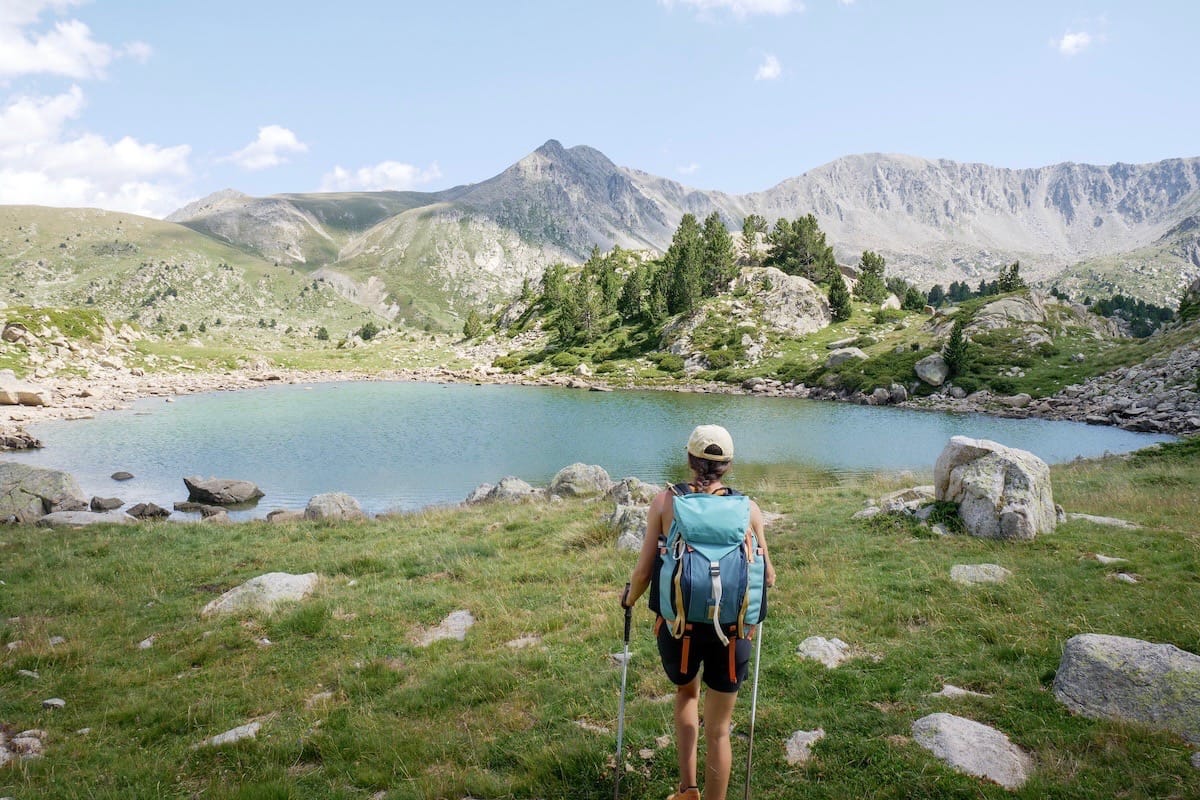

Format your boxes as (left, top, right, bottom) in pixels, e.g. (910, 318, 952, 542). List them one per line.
(1, 440, 1199, 799)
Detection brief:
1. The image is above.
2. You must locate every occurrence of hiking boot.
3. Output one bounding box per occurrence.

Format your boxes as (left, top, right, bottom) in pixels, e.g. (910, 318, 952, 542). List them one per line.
(666, 787, 700, 800)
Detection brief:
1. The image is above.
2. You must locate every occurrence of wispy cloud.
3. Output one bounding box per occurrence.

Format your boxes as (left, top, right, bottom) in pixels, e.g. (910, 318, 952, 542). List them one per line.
(223, 125, 308, 171)
(1056, 31, 1094, 56)
(677, 162, 700, 175)
(660, 0, 804, 19)
(755, 53, 782, 81)
(320, 160, 442, 192)
(837, 0, 855, 5)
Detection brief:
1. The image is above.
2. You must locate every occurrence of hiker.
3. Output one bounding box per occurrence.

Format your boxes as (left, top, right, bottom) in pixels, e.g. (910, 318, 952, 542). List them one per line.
(621, 424, 776, 800)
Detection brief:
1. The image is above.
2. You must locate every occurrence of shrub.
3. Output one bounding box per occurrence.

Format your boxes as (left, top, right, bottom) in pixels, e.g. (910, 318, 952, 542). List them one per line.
(873, 308, 904, 324)
(315, 327, 329, 341)
(705, 349, 738, 369)
(356, 322, 380, 341)
(549, 351, 580, 368)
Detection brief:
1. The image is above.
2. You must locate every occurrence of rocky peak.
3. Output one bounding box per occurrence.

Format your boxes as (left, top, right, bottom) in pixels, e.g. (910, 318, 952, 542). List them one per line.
(165, 189, 251, 222)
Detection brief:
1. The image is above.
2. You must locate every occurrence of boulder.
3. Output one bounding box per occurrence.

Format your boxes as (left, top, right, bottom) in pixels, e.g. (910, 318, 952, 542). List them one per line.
(194, 722, 261, 749)
(304, 492, 366, 521)
(610, 504, 649, 551)
(127, 502, 170, 519)
(825, 348, 869, 369)
(608, 477, 661, 506)
(0, 369, 52, 407)
(90, 496, 123, 511)
(729, 267, 832, 336)
(469, 476, 540, 504)
(1053, 634, 1200, 744)
(870, 387, 891, 405)
(266, 509, 305, 523)
(934, 436, 1056, 541)
(201, 572, 320, 617)
(111, 471, 134, 481)
(911, 713, 1032, 790)
(0, 462, 89, 523)
(888, 382, 908, 403)
(183, 476, 264, 505)
(914, 353, 950, 386)
(548, 463, 613, 499)
(878, 485, 935, 514)
(880, 293, 901, 310)
(996, 393, 1033, 409)
(36, 510, 134, 528)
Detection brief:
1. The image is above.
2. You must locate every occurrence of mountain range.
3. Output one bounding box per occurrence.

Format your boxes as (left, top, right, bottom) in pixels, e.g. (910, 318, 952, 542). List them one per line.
(168, 141, 1200, 317)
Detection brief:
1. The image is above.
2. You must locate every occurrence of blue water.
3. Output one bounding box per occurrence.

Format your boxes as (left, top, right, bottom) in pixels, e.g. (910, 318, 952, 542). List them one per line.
(7, 381, 1175, 518)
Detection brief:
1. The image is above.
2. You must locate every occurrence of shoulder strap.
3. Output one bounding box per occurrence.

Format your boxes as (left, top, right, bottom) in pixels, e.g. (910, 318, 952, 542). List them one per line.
(670, 482, 691, 497)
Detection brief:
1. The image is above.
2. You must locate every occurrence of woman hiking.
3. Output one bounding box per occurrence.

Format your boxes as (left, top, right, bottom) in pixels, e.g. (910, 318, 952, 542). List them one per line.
(621, 424, 776, 800)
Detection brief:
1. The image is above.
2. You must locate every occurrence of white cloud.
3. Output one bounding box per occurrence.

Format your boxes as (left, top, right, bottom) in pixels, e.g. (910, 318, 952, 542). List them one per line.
(677, 162, 700, 175)
(661, 0, 804, 18)
(838, 0, 855, 5)
(1056, 31, 1094, 56)
(223, 125, 308, 171)
(320, 160, 442, 192)
(0, 1, 148, 79)
(755, 53, 782, 81)
(0, 85, 192, 218)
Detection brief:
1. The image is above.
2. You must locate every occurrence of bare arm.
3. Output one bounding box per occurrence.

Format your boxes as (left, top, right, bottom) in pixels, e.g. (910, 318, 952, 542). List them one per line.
(749, 500, 776, 588)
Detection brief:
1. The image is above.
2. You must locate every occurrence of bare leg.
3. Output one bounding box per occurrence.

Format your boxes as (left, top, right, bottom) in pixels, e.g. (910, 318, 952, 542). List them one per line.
(674, 677, 701, 793)
(702, 688, 739, 800)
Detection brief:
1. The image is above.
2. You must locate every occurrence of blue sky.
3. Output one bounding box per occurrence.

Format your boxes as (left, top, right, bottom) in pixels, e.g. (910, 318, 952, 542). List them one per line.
(1, 0, 1197, 218)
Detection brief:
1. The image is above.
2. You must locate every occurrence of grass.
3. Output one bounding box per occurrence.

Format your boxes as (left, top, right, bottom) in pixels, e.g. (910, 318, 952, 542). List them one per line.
(2, 445, 1199, 798)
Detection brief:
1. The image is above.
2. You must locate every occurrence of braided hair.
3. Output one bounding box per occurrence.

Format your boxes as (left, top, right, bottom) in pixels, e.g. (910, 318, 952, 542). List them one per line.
(688, 450, 732, 492)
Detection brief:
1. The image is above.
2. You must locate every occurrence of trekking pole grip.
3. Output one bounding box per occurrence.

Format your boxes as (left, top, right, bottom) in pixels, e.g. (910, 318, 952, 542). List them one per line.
(622, 583, 633, 640)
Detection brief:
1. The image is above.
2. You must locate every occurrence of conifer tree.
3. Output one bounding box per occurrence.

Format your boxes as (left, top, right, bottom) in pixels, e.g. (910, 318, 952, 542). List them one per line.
(701, 212, 736, 293)
(664, 214, 704, 314)
(943, 318, 969, 376)
(463, 309, 483, 339)
(740, 214, 767, 265)
(853, 250, 888, 303)
(828, 274, 852, 321)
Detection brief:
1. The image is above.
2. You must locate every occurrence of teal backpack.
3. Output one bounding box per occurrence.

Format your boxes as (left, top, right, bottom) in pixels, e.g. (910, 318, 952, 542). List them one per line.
(649, 483, 768, 644)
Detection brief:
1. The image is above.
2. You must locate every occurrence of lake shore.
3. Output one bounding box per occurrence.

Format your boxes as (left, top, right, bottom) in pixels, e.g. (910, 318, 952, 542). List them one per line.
(1, 352, 1196, 450)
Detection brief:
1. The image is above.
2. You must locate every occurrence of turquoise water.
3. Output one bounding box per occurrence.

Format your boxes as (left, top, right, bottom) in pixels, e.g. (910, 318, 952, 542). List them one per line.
(8, 381, 1175, 518)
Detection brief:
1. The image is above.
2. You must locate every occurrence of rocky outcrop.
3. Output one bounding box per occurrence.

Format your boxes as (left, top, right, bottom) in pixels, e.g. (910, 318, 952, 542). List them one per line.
(0, 462, 88, 523)
(1053, 634, 1200, 745)
(729, 268, 832, 337)
(934, 437, 1056, 541)
(304, 492, 366, 521)
(465, 476, 541, 504)
(37, 510, 134, 528)
(201, 572, 320, 617)
(914, 353, 949, 387)
(184, 476, 264, 505)
(610, 504, 649, 551)
(911, 713, 1032, 790)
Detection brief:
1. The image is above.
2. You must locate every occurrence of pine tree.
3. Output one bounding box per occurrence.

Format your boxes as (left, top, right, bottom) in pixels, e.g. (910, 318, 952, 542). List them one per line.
(463, 309, 483, 339)
(617, 267, 645, 322)
(902, 287, 927, 311)
(943, 319, 969, 376)
(739, 214, 767, 265)
(701, 212, 736, 294)
(853, 250, 888, 303)
(664, 214, 704, 314)
(828, 274, 852, 321)
(764, 214, 836, 283)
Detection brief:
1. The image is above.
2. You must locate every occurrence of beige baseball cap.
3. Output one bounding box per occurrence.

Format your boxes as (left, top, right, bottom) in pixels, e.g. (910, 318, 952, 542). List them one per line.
(687, 424, 734, 462)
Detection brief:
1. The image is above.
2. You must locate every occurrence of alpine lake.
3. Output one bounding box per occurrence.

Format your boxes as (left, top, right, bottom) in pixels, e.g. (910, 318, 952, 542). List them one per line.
(8, 380, 1175, 519)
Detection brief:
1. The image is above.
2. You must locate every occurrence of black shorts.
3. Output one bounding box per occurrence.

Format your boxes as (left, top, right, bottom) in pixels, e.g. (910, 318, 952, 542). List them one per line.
(656, 617, 752, 693)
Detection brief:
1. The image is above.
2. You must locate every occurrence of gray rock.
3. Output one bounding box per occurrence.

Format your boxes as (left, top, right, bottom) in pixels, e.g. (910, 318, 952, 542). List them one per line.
(912, 713, 1032, 789)
(0, 369, 52, 406)
(797, 636, 850, 668)
(784, 728, 825, 765)
(89, 496, 123, 511)
(42, 698, 66, 710)
(609, 477, 662, 506)
(201, 572, 320, 617)
(464, 483, 495, 504)
(1068, 513, 1139, 529)
(266, 509, 305, 523)
(127, 502, 170, 519)
(915, 353, 950, 386)
(1053, 634, 1200, 744)
(0, 461, 89, 523)
(825, 347, 869, 368)
(417, 609, 475, 646)
(852, 506, 882, 520)
(1192, 751, 1200, 770)
(304, 492, 366, 521)
(37, 510, 134, 528)
(111, 471, 134, 481)
(947, 386, 967, 399)
(888, 382, 908, 403)
(473, 476, 540, 504)
(931, 684, 992, 699)
(996, 393, 1033, 408)
(934, 436, 1056, 540)
(183, 475, 264, 505)
(194, 721, 261, 749)
(870, 387, 892, 405)
(951, 564, 1012, 585)
(610, 504, 649, 551)
(878, 485, 936, 514)
(548, 463, 613, 499)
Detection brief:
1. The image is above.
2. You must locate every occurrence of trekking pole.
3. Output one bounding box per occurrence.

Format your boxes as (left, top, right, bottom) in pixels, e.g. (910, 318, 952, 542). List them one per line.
(615, 583, 633, 800)
(743, 621, 764, 800)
